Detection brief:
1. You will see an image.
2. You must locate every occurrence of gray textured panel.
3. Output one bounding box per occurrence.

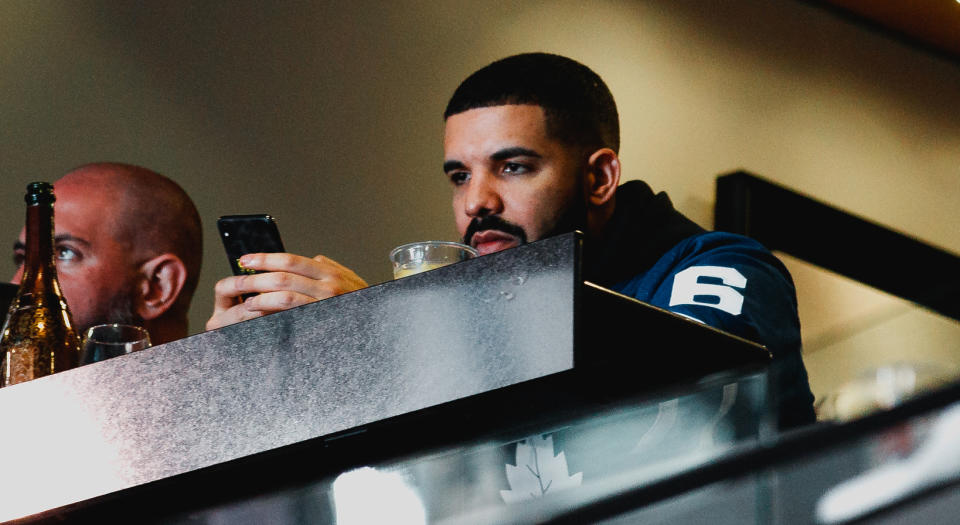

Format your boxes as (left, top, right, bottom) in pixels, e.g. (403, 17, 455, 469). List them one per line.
(0, 234, 577, 520)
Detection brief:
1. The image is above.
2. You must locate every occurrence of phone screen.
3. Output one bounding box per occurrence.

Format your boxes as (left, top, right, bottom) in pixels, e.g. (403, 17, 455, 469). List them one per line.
(217, 215, 286, 277)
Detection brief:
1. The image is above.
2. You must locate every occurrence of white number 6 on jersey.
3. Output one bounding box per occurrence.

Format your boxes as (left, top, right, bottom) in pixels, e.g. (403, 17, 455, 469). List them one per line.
(669, 266, 746, 316)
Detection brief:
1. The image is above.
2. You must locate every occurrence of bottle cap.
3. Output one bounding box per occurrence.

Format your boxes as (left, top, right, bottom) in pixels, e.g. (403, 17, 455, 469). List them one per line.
(25, 182, 55, 205)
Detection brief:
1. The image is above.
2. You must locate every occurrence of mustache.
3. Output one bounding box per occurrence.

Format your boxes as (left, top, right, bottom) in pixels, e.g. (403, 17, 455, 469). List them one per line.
(464, 215, 527, 246)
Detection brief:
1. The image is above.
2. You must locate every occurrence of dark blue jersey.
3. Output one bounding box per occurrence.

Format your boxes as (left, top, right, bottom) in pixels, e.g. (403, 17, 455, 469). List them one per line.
(610, 231, 816, 429)
(587, 181, 816, 429)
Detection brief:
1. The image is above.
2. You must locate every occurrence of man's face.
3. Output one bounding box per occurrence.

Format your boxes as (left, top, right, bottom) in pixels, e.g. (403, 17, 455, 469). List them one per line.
(444, 105, 587, 255)
(11, 181, 141, 333)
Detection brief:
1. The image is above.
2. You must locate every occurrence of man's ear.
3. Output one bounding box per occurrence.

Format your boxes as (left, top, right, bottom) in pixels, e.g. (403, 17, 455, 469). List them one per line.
(585, 148, 621, 207)
(136, 253, 188, 321)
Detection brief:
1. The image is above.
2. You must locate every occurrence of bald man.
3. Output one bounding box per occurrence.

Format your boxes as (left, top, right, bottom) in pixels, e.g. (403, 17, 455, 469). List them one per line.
(11, 163, 202, 345)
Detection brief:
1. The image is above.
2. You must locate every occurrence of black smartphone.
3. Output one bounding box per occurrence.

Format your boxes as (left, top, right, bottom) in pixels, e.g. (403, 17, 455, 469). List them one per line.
(217, 214, 286, 278)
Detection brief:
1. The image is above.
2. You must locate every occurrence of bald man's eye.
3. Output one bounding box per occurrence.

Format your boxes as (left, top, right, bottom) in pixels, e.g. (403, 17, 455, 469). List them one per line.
(56, 246, 79, 262)
(12, 251, 24, 267)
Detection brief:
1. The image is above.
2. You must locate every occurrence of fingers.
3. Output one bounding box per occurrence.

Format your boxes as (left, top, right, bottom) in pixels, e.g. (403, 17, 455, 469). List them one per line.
(207, 280, 248, 330)
(212, 270, 355, 302)
(237, 253, 336, 280)
(213, 280, 242, 312)
(205, 290, 319, 331)
(206, 252, 369, 332)
(243, 290, 319, 312)
(206, 303, 264, 331)
(241, 252, 368, 295)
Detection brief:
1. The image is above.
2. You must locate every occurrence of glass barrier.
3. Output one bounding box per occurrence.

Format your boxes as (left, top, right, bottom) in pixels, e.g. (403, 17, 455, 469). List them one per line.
(584, 398, 960, 525)
(159, 370, 770, 524)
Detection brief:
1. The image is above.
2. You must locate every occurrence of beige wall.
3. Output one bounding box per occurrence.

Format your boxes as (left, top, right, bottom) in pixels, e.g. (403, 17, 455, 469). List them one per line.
(2, 1, 958, 405)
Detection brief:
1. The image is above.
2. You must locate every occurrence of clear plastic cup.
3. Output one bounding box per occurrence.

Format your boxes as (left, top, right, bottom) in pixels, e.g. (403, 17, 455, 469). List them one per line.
(389, 241, 478, 279)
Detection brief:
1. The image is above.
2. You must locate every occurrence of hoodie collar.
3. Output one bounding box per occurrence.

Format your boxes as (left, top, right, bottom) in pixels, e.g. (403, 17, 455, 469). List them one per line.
(584, 180, 705, 287)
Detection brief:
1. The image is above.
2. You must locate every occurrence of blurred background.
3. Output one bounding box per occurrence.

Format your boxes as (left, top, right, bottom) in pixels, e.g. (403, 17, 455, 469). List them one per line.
(1, 0, 958, 412)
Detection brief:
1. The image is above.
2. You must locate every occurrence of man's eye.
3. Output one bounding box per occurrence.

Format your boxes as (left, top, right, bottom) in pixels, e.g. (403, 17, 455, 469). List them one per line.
(56, 246, 78, 262)
(449, 171, 470, 185)
(503, 162, 529, 175)
(12, 252, 24, 267)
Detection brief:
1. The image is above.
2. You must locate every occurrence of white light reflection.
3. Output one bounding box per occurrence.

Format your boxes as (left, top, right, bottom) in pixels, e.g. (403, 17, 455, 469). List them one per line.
(0, 380, 123, 522)
(332, 467, 426, 525)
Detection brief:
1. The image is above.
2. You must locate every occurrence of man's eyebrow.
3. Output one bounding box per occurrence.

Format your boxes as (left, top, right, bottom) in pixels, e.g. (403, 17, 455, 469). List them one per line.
(490, 147, 541, 161)
(442, 147, 542, 173)
(54, 234, 90, 246)
(443, 160, 467, 173)
(13, 235, 89, 252)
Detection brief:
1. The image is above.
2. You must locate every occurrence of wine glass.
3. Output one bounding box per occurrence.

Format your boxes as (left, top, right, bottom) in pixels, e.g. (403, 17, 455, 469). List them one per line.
(81, 324, 152, 364)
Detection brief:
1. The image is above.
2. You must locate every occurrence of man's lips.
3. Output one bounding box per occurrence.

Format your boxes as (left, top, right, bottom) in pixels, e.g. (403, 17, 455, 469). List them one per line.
(470, 230, 520, 255)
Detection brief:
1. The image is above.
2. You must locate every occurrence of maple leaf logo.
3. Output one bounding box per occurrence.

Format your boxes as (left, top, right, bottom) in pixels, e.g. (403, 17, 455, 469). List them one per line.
(500, 434, 583, 504)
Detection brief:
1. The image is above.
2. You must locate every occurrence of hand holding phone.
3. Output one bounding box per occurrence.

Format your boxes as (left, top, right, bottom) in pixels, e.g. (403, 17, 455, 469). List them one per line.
(217, 214, 286, 277)
(207, 215, 368, 331)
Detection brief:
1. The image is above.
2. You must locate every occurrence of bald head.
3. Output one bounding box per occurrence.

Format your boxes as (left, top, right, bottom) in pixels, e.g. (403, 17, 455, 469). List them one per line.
(56, 163, 203, 309)
(13, 162, 202, 344)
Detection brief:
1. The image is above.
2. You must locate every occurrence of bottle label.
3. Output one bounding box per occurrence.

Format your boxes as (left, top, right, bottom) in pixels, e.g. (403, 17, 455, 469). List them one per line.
(4, 341, 45, 384)
(1, 303, 74, 386)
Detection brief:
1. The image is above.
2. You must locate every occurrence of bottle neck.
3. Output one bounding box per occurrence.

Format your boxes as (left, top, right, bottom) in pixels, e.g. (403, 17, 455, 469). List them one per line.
(22, 201, 56, 283)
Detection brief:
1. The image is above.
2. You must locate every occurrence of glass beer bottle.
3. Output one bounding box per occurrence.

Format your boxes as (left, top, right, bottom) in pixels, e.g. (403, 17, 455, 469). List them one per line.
(0, 182, 81, 386)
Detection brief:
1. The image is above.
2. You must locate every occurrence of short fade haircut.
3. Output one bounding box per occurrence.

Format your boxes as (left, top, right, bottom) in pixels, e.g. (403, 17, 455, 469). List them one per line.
(444, 52, 620, 153)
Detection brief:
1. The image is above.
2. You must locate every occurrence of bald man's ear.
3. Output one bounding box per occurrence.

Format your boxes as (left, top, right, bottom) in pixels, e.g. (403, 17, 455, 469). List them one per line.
(585, 148, 621, 207)
(136, 254, 187, 321)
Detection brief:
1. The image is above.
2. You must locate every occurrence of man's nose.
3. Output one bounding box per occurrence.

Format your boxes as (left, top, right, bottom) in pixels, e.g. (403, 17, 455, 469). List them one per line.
(10, 267, 23, 285)
(464, 174, 503, 218)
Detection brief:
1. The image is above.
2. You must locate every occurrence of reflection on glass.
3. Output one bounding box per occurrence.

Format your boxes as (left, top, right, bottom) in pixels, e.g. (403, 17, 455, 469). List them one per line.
(819, 362, 956, 421)
(777, 252, 960, 420)
(161, 372, 768, 524)
(0, 383, 124, 522)
(500, 435, 582, 504)
(392, 374, 764, 523)
(150, 372, 960, 524)
(817, 401, 960, 524)
(333, 467, 426, 525)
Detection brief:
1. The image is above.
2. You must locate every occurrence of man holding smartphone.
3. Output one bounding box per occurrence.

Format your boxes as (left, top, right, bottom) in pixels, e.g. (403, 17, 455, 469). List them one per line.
(206, 53, 815, 429)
